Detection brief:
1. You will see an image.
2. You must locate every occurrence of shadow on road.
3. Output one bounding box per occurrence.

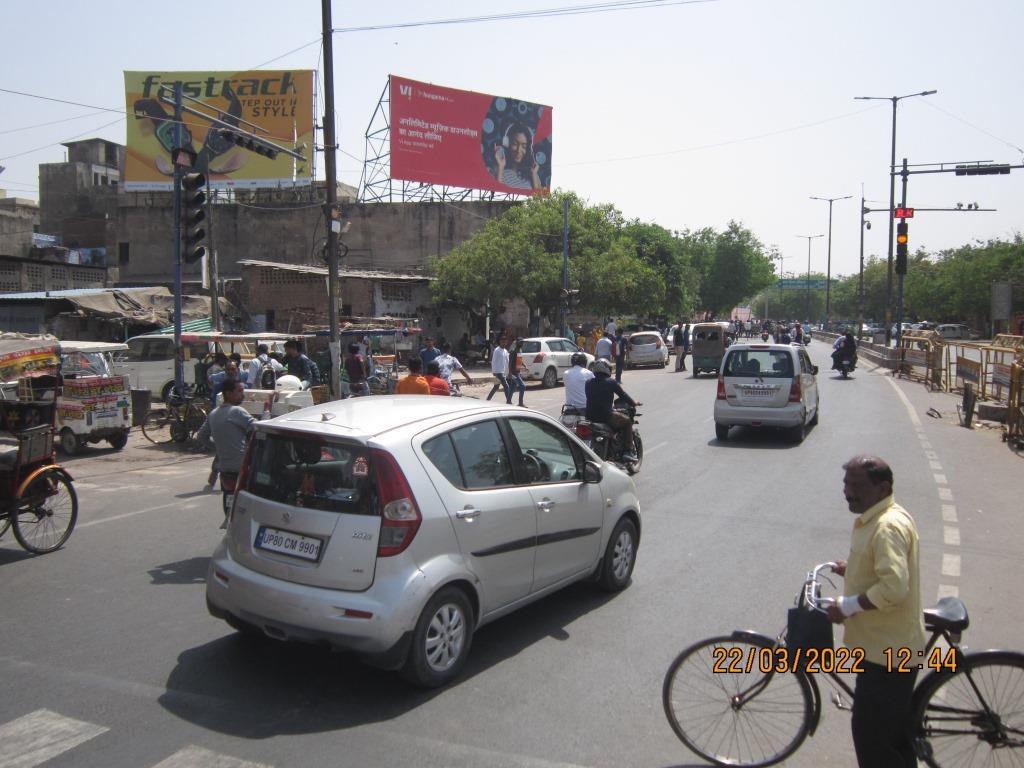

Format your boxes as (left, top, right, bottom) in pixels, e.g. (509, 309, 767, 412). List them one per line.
(158, 580, 618, 736)
(707, 425, 815, 449)
(148, 556, 210, 585)
(0, 543, 39, 566)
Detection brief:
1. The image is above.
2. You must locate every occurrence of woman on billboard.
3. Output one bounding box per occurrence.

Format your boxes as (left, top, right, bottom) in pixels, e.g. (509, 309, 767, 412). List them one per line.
(492, 123, 542, 191)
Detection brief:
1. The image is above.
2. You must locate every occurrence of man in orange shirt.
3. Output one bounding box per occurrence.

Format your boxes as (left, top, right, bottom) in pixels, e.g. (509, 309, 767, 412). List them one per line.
(424, 360, 451, 396)
(395, 356, 430, 394)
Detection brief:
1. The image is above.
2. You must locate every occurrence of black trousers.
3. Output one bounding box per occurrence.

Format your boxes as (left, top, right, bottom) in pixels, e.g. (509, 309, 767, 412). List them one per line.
(852, 661, 918, 768)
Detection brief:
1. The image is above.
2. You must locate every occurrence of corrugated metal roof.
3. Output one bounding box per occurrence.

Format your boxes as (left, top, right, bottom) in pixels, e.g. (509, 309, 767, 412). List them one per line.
(158, 317, 214, 334)
(237, 259, 434, 282)
(0, 287, 139, 301)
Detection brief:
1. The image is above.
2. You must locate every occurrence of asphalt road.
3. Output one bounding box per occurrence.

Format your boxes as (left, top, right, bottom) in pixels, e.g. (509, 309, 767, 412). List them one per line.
(1, 341, 1021, 768)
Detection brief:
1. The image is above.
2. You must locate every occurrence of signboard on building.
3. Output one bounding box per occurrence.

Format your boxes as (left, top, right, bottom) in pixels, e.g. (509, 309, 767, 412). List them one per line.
(123, 70, 313, 190)
(389, 75, 552, 195)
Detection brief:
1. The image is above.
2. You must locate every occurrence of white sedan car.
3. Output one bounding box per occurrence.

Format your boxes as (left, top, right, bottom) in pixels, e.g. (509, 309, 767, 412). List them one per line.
(625, 332, 669, 368)
(517, 337, 595, 388)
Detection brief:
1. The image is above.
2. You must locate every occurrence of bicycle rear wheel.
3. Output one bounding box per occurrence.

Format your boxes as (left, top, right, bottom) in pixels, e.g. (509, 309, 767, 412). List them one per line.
(663, 635, 814, 767)
(184, 402, 208, 441)
(141, 408, 173, 444)
(912, 650, 1024, 768)
(12, 468, 78, 554)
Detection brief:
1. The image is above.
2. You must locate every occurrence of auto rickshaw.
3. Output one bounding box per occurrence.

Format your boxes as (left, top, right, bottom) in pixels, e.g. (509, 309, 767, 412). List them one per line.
(690, 321, 733, 377)
(0, 334, 78, 554)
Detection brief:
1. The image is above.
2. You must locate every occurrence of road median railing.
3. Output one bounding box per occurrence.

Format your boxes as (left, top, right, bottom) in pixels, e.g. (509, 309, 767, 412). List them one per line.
(1007, 360, 1024, 450)
(897, 330, 945, 390)
(947, 334, 1023, 402)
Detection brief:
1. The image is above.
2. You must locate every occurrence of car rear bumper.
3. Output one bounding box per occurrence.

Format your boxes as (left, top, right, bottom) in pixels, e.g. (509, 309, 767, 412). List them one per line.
(205, 541, 428, 657)
(714, 401, 806, 428)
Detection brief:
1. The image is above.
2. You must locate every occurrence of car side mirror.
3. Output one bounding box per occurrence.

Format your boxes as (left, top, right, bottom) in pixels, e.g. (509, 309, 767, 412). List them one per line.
(583, 460, 603, 483)
(812, 365, 819, 375)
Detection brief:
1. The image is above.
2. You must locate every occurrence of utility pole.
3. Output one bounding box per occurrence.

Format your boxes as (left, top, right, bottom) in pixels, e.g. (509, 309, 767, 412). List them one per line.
(810, 195, 851, 330)
(206, 175, 220, 331)
(796, 234, 823, 323)
(172, 83, 184, 397)
(321, 0, 341, 398)
(854, 90, 937, 343)
(560, 197, 569, 339)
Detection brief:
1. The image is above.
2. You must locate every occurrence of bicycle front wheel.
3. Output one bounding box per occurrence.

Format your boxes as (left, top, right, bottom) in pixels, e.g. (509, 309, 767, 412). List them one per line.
(663, 635, 814, 767)
(184, 402, 208, 440)
(913, 650, 1024, 768)
(13, 468, 78, 554)
(141, 408, 173, 444)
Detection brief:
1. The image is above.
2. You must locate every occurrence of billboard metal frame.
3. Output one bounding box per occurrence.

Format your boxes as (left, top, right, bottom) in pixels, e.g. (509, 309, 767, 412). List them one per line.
(359, 78, 524, 204)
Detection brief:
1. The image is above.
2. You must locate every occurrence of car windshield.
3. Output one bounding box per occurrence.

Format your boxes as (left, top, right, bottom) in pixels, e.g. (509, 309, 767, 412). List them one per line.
(61, 351, 113, 377)
(723, 349, 794, 378)
(631, 334, 659, 345)
(246, 431, 376, 515)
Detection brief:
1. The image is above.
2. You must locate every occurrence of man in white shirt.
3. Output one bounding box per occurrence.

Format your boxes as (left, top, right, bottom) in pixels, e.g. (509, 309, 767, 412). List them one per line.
(247, 344, 284, 390)
(485, 336, 511, 401)
(595, 332, 614, 361)
(435, 342, 473, 386)
(604, 318, 617, 336)
(563, 353, 594, 409)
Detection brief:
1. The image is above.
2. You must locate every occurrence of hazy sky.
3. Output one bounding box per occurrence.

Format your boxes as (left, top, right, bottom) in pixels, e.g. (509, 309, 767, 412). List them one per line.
(3, 0, 1022, 279)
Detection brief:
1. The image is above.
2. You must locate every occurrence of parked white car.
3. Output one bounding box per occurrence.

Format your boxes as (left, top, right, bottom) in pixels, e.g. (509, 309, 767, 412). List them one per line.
(625, 332, 669, 368)
(206, 396, 641, 687)
(936, 323, 980, 340)
(516, 337, 595, 388)
(713, 342, 820, 444)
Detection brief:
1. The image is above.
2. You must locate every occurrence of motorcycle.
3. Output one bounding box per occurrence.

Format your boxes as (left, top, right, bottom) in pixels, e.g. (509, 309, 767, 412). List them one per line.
(761, 332, 770, 342)
(572, 400, 643, 475)
(834, 355, 856, 378)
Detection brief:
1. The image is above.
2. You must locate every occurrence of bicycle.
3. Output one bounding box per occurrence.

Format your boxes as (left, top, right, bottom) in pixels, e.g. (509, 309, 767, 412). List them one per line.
(141, 385, 209, 445)
(662, 562, 1024, 767)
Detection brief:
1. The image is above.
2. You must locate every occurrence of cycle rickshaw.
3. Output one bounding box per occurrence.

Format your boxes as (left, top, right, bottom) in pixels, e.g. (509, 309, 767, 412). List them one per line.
(0, 335, 78, 554)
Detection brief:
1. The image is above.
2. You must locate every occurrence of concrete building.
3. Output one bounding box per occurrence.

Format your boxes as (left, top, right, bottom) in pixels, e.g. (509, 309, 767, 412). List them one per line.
(0, 194, 40, 259)
(38, 138, 123, 255)
(0, 253, 106, 295)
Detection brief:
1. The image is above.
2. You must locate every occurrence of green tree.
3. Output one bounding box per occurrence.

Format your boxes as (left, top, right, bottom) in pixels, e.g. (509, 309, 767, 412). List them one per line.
(686, 221, 775, 316)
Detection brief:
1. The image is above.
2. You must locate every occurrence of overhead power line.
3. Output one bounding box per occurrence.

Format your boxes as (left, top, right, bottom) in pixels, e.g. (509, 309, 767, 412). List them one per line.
(332, 0, 715, 33)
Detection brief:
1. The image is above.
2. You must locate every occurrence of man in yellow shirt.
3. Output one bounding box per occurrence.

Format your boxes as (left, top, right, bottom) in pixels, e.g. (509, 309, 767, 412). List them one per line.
(826, 455, 926, 768)
(395, 357, 430, 395)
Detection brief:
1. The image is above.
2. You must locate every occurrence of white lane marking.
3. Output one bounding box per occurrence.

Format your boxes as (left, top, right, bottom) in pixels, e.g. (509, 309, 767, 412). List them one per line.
(938, 487, 954, 501)
(0, 709, 108, 768)
(149, 746, 272, 768)
(942, 554, 962, 578)
(925, 450, 938, 460)
(938, 584, 960, 599)
(884, 376, 924, 427)
(933, 474, 948, 485)
(920, 441, 933, 450)
(76, 500, 191, 529)
(944, 527, 961, 546)
(929, 461, 943, 471)
(645, 441, 667, 454)
(942, 505, 958, 523)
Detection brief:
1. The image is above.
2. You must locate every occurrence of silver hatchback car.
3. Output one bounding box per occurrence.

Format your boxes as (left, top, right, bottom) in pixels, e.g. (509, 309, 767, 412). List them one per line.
(713, 343, 819, 443)
(206, 396, 641, 687)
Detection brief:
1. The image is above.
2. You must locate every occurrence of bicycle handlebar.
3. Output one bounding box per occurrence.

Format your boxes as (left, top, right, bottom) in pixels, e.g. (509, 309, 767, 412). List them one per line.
(803, 561, 840, 612)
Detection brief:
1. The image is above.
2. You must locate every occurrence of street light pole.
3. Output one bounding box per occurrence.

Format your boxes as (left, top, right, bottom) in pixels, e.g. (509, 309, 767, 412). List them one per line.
(854, 90, 937, 343)
(809, 195, 851, 329)
(796, 234, 823, 323)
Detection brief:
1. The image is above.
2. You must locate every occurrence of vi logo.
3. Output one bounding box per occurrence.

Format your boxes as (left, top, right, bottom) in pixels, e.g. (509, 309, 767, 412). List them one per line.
(399, 84, 412, 98)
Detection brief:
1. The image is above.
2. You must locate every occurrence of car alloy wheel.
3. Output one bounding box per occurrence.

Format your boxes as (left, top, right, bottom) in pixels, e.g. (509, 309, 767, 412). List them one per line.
(402, 587, 474, 687)
(600, 518, 637, 592)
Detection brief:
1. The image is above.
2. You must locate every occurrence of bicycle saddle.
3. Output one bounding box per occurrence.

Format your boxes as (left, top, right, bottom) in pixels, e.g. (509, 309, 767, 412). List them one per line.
(923, 596, 969, 632)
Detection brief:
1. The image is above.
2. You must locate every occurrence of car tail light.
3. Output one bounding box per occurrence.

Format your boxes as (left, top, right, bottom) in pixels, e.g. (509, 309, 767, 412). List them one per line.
(574, 423, 593, 440)
(533, 353, 546, 364)
(716, 376, 727, 400)
(371, 448, 421, 557)
(655, 339, 662, 348)
(236, 441, 254, 492)
(789, 375, 802, 403)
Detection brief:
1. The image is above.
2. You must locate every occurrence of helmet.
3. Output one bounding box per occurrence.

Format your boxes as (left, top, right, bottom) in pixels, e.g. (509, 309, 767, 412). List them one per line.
(592, 359, 612, 377)
(570, 352, 587, 368)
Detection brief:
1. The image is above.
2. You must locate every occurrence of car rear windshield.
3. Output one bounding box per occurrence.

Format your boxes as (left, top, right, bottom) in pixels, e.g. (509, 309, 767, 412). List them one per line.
(246, 430, 376, 515)
(631, 334, 659, 345)
(723, 349, 794, 378)
(519, 341, 541, 353)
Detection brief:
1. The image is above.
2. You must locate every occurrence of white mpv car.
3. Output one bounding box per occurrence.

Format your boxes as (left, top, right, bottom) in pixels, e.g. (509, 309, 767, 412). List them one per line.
(713, 343, 820, 444)
(206, 396, 641, 687)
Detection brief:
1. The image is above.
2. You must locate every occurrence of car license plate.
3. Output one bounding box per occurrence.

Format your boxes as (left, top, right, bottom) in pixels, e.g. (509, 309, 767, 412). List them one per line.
(743, 387, 775, 398)
(254, 526, 323, 562)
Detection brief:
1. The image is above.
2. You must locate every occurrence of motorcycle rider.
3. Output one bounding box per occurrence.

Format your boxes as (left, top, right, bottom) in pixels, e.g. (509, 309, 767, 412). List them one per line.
(832, 330, 858, 371)
(564, 352, 594, 411)
(585, 360, 640, 463)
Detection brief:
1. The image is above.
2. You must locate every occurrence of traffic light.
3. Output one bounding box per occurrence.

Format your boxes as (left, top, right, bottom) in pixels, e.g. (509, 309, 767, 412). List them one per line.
(217, 128, 280, 160)
(559, 288, 581, 308)
(180, 172, 208, 265)
(955, 163, 1010, 176)
(895, 221, 909, 275)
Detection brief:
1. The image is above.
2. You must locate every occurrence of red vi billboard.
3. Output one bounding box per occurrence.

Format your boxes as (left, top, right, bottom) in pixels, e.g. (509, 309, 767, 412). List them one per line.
(389, 75, 552, 195)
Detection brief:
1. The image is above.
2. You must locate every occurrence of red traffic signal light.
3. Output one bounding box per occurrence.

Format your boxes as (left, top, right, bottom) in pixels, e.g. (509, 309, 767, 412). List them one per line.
(894, 207, 914, 219)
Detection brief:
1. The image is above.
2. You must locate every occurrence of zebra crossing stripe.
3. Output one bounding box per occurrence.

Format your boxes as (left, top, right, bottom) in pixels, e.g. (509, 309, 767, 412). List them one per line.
(149, 745, 273, 768)
(0, 709, 108, 768)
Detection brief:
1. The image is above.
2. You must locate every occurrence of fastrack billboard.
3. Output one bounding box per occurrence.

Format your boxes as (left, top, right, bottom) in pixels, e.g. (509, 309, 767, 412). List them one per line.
(123, 70, 313, 190)
(389, 75, 552, 195)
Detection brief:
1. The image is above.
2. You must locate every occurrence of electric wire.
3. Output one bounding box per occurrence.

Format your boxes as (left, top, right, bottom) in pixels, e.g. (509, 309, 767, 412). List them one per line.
(0, 110, 112, 135)
(918, 100, 1024, 156)
(0, 116, 125, 162)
